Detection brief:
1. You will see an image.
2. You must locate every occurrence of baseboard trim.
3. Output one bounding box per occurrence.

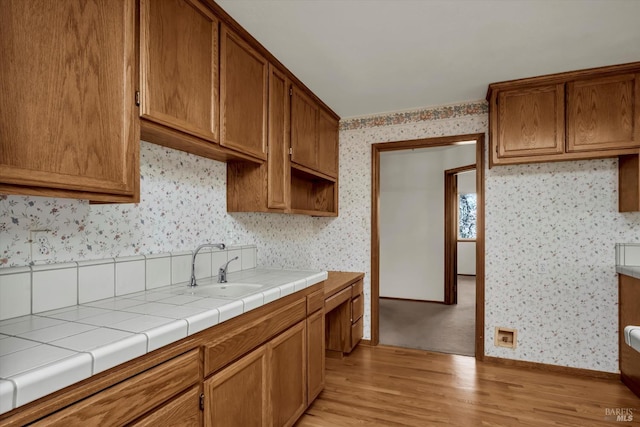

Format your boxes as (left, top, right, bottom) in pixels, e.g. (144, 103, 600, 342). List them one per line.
(325, 349, 344, 359)
(621, 373, 640, 398)
(483, 356, 619, 380)
(379, 296, 446, 304)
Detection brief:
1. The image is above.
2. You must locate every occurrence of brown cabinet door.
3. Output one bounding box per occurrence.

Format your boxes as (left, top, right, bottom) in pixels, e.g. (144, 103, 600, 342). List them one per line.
(220, 25, 268, 160)
(140, 0, 219, 142)
(204, 345, 268, 427)
(317, 108, 339, 178)
(567, 73, 640, 152)
(306, 310, 325, 404)
(267, 65, 291, 210)
(269, 320, 306, 427)
(494, 84, 565, 159)
(131, 386, 201, 427)
(291, 85, 319, 170)
(0, 0, 138, 197)
(619, 275, 640, 395)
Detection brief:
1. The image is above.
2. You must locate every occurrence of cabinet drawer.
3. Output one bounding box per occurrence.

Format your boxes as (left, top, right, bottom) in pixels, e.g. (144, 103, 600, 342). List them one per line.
(351, 279, 363, 298)
(204, 299, 306, 376)
(351, 317, 363, 350)
(325, 287, 351, 312)
(131, 386, 200, 426)
(307, 288, 325, 314)
(34, 349, 200, 426)
(351, 295, 363, 323)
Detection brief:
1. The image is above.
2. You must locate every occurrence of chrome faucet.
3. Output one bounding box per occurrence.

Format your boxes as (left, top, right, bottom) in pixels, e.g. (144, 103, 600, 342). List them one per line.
(189, 243, 225, 287)
(218, 256, 239, 283)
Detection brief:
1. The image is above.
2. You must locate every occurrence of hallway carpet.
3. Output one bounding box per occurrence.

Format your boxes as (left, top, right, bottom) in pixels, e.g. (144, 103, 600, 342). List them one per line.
(379, 275, 476, 356)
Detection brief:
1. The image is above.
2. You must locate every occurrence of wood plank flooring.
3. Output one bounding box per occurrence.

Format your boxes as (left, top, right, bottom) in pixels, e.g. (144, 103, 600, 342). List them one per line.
(297, 345, 640, 426)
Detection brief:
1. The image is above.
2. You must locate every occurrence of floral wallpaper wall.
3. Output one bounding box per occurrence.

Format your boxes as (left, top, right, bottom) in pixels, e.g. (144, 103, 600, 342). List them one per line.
(2, 100, 639, 373)
(313, 100, 640, 373)
(1, 141, 316, 269)
(486, 160, 640, 372)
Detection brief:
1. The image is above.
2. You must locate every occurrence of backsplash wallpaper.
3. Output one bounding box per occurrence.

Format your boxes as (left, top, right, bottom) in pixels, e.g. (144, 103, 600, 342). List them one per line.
(0, 141, 316, 270)
(2, 100, 640, 372)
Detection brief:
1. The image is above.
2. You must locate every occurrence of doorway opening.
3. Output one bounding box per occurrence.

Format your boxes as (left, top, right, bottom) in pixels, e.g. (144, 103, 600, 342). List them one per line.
(371, 134, 485, 360)
(444, 164, 476, 305)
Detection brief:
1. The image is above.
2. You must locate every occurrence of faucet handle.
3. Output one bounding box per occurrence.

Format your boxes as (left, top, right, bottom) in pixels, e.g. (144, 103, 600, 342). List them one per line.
(218, 256, 239, 283)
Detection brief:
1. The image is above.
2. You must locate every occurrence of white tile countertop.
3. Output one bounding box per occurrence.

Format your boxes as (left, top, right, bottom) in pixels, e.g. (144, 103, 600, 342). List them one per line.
(616, 265, 640, 280)
(0, 268, 327, 414)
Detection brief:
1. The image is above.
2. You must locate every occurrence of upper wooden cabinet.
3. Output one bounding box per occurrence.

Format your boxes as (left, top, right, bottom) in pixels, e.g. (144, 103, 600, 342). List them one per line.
(619, 153, 640, 212)
(138, 0, 339, 216)
(226, 64, 290, 214)
(488, 62, 640, 167)
(291, 85, 340, 178)
(267, 65, 291, 210)
(220, 25, 268, 160)
(140, 0, 219, 143)
(567, 73, 640, 152)
(228, 75, 339, 217)
(494, 84, 565, 159)
(289, 84, 339, 216)
(317, 108, 340, 178)
(291, 85, 320, 171)
(0, 0, 139, 202)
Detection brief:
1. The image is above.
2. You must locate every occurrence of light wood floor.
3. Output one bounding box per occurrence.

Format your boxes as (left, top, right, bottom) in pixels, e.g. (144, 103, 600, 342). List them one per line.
(297, 345, 640, 426)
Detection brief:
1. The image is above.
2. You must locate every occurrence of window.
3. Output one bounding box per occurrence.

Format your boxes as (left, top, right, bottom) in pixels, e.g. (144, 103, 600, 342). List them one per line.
(458, 193, 477, 239)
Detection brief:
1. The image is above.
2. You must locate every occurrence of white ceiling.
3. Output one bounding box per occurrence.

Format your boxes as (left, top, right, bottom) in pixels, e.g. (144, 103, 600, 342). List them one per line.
(216, 0, 640, 119)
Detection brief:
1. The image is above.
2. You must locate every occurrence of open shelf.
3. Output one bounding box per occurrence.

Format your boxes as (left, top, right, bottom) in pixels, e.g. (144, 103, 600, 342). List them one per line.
(290, 167, 338, 216)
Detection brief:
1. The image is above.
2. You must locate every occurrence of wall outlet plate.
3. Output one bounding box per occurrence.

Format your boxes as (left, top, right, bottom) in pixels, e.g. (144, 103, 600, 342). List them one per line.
(29, 229, 52, 262)
(495, 327, 517, 349)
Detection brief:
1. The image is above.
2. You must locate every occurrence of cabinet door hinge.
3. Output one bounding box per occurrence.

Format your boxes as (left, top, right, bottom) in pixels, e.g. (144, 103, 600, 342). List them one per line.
(135, 91, 140, 107)
(289, 87, 293, 96)
(289, 147, 293, 156)
(199, 393, 204, 411)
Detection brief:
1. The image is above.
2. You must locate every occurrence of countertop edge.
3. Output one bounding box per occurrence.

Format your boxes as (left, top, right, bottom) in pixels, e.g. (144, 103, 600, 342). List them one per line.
(0, 268, 328, 416)
(617, 266, 640, 280)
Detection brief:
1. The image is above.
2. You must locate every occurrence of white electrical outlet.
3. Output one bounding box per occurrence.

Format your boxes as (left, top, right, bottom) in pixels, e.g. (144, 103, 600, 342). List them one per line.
(537, 262, 547, 274)
(30, 229, 52, 262)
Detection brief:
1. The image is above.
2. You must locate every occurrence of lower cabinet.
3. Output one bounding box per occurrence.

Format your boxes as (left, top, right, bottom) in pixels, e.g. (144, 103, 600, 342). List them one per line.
(350, 283, 364, 350)
(270, 321, 307, 427)
(307, 309, 325, 403)
(619, 274, 640, 397)
(325, 275, 364, 355)
(1, 286, 325, 427)
(204, 345, 269, 426)
(204, 321, 307, 427)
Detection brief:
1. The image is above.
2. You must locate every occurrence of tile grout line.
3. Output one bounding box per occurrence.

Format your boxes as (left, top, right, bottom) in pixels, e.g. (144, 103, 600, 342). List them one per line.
(29, 266, 33, 317)
(75, 262, 79, 307)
